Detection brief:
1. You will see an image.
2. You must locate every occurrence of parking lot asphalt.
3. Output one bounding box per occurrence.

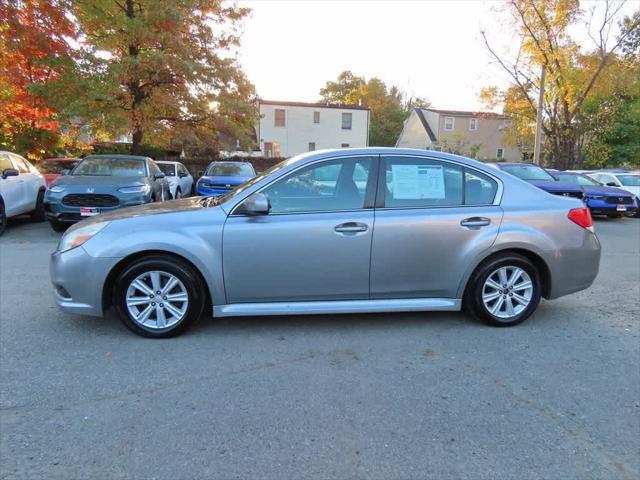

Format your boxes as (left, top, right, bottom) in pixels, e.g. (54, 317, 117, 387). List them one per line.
(1, 216, 639, 480)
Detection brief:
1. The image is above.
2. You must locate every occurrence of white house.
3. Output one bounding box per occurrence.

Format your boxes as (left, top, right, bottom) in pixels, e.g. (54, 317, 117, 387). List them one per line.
(396, 108, 524, 162)
(257, 100, 370, 157)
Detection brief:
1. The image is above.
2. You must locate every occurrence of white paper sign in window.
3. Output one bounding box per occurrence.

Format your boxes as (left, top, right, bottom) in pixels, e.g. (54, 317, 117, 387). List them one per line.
(391, 164, 446, 200)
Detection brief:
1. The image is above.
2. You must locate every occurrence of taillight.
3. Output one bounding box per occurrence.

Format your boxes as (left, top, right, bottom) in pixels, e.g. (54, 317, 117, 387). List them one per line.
(568, 207, 594, 232)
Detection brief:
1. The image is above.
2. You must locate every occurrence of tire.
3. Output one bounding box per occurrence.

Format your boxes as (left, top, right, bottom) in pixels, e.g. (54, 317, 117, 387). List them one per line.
(0, 202, 6, 236)
(49, 220, 67, 232)
(113, 256, 206, 338)
(174, 188, 182, 199)
(464, 253, 541, 327)
(30, 189, 45, 222)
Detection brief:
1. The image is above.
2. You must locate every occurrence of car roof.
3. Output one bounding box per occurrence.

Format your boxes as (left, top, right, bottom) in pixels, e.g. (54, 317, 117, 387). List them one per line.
(210, 161, 253, 165)
(43, 157, 80, 162)
(155, 160, 180, 164)
(83, 154, 151, 161)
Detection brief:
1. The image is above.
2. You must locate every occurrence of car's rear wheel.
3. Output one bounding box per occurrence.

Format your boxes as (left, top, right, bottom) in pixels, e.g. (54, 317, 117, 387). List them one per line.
(30, 189, 45, 222)
(465, 253, 541, 327)
(49, 220, 67, 232)
(174, 188, 182, 199)
(114, 256, 206, 338)
(0, 202, 6, 236)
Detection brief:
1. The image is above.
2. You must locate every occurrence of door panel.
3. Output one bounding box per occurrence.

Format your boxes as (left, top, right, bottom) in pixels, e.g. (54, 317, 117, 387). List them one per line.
(0, 154, 23, 216)
(223, 211, 374, 303)
(371, 206, 502, 298)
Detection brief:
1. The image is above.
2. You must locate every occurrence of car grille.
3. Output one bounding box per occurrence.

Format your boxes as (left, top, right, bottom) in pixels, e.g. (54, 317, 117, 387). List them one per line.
(604, 196, 633, 205)
(201, 182, 232, 189)
(62, 194, 119, 207)
(550, 191, 583, 200)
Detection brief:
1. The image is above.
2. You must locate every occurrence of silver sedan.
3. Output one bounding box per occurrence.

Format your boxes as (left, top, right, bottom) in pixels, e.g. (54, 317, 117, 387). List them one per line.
(50, 148, 601, 337)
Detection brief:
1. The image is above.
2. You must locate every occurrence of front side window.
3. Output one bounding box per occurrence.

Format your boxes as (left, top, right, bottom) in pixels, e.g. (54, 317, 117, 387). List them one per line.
(616, 174, 640, 187)
(274, 109, 285, 127)
(11, 155, 30, 173)
(382, 157, 463, 208)
(0, 154, 12, 171)
(157, 163, 176, 176)
(341, 112, 352, 130)
(72, 157, 147, 177)
(262, 157, 373, 214)
(444, 117, 455, 131)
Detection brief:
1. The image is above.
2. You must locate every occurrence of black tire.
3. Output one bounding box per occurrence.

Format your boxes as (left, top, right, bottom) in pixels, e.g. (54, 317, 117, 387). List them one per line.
(464, 253, 541, 327)
(49, 220, 67, 232)
(113, 256, 206, 338)
(0, 201, 6, 236)
(174, 188, 182, 199)
(30, 189, 45, 222)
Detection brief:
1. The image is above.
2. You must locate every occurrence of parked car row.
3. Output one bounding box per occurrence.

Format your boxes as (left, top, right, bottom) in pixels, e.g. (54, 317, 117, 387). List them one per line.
(488, 162, 639, 218)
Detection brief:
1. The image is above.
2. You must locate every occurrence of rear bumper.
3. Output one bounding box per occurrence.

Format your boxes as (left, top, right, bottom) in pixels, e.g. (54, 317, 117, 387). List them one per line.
(50, 246, 122, 317)
(547, 231, 601, 299)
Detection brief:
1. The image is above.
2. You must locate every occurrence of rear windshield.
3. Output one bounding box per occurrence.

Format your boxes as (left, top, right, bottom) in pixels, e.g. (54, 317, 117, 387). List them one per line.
(616, 175, 640, 187)
(157, 163, 176, 176)
(206, 163, 254, 177)
(500, 165, 554, 181)
(39, 160, 79, 174)
(553, 173, 598, 186)
(72, 157, 147, 177)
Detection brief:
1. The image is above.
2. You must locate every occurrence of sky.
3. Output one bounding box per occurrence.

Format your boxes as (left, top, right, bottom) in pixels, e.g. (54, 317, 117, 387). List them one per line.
(236, 0, 638, 112)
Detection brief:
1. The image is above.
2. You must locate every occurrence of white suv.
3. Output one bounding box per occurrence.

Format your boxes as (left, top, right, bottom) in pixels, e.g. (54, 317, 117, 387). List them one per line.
(0, 151, 46, 235)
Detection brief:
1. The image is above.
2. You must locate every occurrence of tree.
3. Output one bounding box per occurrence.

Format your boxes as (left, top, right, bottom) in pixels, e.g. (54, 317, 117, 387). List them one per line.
(319, 72, 430, 146)
(0, 0, 77, 158)
(481, 0, 639, 169)
(64, 0, 256, 155)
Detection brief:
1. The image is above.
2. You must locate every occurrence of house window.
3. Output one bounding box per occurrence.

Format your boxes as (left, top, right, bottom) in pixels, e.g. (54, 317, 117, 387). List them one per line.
(341, 112, 352, 130)
(444, 116, 455, 131)
(274, 109, 285, 127)
(469, 118, 478, 131)
(308, 142, 316, 151)
(341, 143, 349, 148)
(313, 111, 320, 124)
(496, 148, 504, 159)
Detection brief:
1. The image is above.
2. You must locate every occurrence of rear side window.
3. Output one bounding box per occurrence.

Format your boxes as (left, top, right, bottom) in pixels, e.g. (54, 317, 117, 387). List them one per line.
(465, 169, 498, 205)
(381, 157, 463, 208)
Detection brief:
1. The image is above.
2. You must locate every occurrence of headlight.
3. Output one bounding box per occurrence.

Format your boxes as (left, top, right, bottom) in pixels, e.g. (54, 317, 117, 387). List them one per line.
(49, 185, 65, 193)
(118, 185, 151, 194)
(58, 221, 110, 252)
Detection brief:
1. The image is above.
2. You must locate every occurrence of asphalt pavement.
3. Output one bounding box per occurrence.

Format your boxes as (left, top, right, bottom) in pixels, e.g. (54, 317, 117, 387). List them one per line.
(1, 216, 639, 480)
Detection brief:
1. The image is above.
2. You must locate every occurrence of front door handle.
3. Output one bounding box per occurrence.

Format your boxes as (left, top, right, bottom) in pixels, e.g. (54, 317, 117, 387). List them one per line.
(460, 217, 491, 228)
(335, 222, 368, 233)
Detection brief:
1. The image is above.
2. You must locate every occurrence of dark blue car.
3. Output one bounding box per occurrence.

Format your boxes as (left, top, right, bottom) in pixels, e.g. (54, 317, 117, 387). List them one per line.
(196, 161, 256, 196)
(489, 163, 584, 200)
(551, 171, 637, 217)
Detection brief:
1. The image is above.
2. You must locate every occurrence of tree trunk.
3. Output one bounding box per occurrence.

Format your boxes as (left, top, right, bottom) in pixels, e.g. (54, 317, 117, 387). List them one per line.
(131, 129, 144, 155)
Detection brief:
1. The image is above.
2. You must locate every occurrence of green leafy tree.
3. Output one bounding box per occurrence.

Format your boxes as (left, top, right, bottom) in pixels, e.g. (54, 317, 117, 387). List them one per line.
(55, 0, 256, 155)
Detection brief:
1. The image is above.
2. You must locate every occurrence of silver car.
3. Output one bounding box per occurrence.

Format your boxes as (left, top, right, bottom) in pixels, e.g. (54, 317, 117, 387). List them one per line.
(50, 148, 601, 337)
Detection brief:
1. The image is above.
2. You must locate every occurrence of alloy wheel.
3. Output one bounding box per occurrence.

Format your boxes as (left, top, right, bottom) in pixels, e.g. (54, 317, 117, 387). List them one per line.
(125, 270, 189, 329)
(482, 266, 533, 319)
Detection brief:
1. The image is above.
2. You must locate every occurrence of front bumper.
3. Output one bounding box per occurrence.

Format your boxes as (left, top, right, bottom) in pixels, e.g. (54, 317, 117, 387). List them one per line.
(585, 198, 637, 216)
(44, 191, 150, 223)
(50, 246, 122, 317)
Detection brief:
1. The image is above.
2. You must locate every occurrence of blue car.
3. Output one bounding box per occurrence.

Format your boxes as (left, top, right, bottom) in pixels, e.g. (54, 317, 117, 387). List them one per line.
(489, 163, 584, 200)
(196, 161, 256, 196)
(551, 171, 638, 217)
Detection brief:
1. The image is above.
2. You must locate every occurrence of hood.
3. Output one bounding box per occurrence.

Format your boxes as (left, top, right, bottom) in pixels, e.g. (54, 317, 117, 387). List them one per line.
(198, 175, 249, 186)
(527, 179, 583, 192)
(50, 175, 147, 188)
(582, 185, 635, 196)
(75, 196, 222, 225)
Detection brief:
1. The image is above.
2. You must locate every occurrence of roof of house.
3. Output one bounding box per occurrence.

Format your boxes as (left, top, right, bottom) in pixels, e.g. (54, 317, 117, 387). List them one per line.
(414, 109, 437, 142)
(424, 108, 509, 119)
(258, 99, 369, 111)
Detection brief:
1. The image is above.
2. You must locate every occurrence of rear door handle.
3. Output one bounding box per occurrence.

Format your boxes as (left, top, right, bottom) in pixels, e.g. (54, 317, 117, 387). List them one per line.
(335, 222, 368, 233)
(460, 217, 491, 228)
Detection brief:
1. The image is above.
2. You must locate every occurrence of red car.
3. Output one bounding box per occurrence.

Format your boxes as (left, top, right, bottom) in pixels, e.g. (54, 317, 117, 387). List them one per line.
(38, 157, 81, 186)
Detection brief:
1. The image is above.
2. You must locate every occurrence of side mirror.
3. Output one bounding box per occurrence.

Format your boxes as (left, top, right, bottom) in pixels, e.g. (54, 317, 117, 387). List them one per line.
(153, 171, 165, 180)
(606, 182, 618, 187)
(60, 169, 70, 176)
(236, 192, 270, 216)
(1, 168, 19, 179)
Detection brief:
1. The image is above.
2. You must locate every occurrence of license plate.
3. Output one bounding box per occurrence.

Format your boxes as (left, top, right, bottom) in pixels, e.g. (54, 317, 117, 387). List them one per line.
(616, 205, 627, 212)
(80, 207, 100, 216)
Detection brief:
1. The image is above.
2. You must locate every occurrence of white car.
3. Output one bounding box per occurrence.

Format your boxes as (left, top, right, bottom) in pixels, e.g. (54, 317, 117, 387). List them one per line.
(156, 161, 194, 199)
(0, 151, 46, 235)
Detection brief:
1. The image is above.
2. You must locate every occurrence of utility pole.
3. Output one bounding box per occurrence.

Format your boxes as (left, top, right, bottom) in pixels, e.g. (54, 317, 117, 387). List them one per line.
(533, 65, 546, 165)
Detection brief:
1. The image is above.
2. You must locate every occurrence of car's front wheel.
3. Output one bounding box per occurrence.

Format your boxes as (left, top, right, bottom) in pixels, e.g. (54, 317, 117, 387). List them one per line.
(0, 202, 6, 236)
(49, 220, 67, 232)
(30, 189, 45, 222)
(114, 256, 206, 337)
(465, 253, 541, 327)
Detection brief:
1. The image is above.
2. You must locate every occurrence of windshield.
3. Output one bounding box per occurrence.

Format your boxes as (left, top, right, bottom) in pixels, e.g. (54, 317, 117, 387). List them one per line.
(500, 164, 555, 181)
(157, 163, 176, 176)
(553, 173, 599, 186)
(72, 157, 147, 177)
(216, 157, 298, 202)
(616, 174, 640, 186)
(206, 163, 255, 177)
(39, 160, 79, 174)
